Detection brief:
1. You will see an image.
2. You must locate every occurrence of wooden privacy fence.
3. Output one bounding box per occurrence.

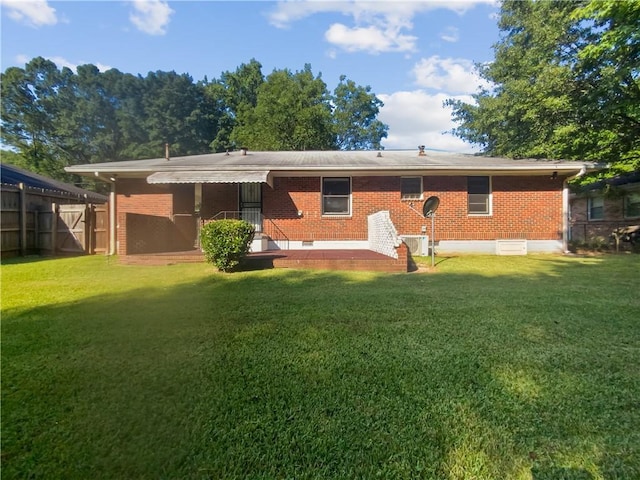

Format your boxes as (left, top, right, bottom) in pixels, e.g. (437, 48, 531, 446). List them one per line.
(1, 182, 109, 258)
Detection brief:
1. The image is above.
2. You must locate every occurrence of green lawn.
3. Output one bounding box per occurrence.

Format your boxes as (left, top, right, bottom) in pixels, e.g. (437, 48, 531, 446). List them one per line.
(1, 254, 639, 479)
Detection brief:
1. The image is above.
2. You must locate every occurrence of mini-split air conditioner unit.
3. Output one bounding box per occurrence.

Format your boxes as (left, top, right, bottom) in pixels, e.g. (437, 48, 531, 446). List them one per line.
(400, 235, 429, 256)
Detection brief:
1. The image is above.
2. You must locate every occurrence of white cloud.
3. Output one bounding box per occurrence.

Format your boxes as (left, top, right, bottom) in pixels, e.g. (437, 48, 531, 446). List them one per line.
(129, 0, 174, 36)
(15, 54, 111, 72)
(49, 56, 112, 73)
(325, 23, 417, 53)
(378, 90, 478, 152)
(1, 0, 57, 27)
(15, 54, 31, 65)
(412, 55, 490, 94)
(268, 1, 496, 28)
(267, 1, 495, 55)
(439, 26, 459, 43)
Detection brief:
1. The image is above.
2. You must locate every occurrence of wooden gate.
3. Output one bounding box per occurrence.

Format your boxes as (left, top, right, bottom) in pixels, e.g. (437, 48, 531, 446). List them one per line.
(92, 204, 109, 254)
(57, 205, 88, 254)
(56, 204, 110, 255)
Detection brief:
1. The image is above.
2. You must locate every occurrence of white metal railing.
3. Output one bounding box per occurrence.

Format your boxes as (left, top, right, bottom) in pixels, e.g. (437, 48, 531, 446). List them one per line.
(205, 211, 289, 250)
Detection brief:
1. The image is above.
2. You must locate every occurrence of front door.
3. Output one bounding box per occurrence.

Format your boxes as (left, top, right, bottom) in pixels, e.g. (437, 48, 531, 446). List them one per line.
(240, 183, 262, 233)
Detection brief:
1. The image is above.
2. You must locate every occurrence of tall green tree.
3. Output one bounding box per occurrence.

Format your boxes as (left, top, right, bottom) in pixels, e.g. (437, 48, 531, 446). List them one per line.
(101, 69, 149, 160)
(332, 75, 388, 150)
(1, 58, 219, 179)
(446, 1, 581, 158)
(232, 65, 334, 150)
(571, 0, 640, 178)
(1, 57, 71, 179)
(2, 56, 391, 183)
(206, 59, 264, 152)
(55, 64, 121, 165)
(140, 70, 216, 158)
(446, 0, 639, 183)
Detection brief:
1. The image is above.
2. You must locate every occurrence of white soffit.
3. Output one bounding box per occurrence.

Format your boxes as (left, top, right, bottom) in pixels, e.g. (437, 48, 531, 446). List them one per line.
(147, 170, 271, 186)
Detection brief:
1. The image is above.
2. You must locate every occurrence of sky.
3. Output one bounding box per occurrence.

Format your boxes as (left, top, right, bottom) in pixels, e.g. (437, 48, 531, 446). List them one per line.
(0, 0, 501, 153)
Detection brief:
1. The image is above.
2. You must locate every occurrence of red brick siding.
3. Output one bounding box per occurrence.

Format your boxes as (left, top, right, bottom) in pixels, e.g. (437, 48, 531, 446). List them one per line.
(117, 179, 174, 215)
(570, 194, 637, 242)
(407, 176, 563, 241)
(116, 175, 565, 253)
(116, 179, 196, 254)
(201, 183, 238, 219)
(263, 175, 563, 242)
(173, 184, 195, 214)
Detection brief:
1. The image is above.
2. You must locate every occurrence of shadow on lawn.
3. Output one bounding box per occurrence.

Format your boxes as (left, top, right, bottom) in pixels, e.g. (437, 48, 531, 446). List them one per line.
(532, 466, 593, 479)
(2, 256, 638, 479)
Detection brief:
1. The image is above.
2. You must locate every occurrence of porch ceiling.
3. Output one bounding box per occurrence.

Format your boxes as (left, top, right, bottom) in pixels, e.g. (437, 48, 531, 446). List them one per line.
(146, 170, 271, 186)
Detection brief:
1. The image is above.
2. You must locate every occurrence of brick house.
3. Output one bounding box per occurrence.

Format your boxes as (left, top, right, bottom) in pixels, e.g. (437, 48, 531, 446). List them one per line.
(569, 172, 640, 246)
(66, 149, 596, 259)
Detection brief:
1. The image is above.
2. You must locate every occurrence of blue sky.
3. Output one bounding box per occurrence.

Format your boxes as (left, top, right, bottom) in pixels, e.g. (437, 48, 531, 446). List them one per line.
(1, 0, 500, 152)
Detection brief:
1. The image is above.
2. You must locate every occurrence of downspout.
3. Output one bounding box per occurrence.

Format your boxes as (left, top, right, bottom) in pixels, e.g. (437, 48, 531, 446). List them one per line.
(109, 183, 116, 256)
(562, 165, 587, 253)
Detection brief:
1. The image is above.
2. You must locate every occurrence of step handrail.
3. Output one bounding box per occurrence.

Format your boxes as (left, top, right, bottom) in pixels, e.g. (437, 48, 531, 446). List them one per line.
(204, 211, 290, 250)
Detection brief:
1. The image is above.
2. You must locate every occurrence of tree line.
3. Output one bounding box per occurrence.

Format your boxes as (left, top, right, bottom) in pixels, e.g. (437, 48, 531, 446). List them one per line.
(2, 0, 637, 188)
(1, 58, 388, 183)
(447, 0, 639, 185)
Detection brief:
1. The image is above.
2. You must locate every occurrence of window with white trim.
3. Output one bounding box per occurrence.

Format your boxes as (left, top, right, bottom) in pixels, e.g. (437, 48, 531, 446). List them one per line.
(322, 177, 351, 215)
(588, 196, 604, 220)
(401, 177, 423, 200)
(467, 176, 491, 215)
(624, 192, 640, 218)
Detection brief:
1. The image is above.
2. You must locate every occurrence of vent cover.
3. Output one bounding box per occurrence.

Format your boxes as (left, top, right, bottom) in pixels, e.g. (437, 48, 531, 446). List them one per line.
(400, 235, 429, 256)
(496, 239, 527, 255)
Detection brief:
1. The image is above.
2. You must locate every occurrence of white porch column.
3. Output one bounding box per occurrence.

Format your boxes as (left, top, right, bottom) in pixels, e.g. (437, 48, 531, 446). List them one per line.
(109, 184, 116, 256)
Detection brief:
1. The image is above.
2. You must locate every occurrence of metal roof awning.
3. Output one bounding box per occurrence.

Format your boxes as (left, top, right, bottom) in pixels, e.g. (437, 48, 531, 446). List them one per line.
(147, 170, 271, 186)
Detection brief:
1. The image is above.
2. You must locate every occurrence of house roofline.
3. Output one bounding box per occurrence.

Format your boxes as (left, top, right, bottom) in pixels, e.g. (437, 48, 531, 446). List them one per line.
(69, 165, 598, 182)
(65, 149, 601, 181)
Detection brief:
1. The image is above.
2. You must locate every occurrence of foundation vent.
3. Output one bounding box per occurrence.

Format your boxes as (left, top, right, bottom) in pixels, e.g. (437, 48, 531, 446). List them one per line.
(496, 239, 527, 255)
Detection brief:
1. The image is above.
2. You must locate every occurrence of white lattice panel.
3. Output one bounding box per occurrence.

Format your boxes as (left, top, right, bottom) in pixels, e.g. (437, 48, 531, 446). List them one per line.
(368, 211, 401, 259)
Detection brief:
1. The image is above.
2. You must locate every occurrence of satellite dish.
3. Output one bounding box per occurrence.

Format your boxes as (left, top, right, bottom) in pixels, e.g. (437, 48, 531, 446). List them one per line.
(422, 196, 440, 217)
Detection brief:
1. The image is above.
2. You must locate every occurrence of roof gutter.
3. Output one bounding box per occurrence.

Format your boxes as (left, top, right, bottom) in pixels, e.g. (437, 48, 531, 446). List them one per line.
(94, 171, 118, 183)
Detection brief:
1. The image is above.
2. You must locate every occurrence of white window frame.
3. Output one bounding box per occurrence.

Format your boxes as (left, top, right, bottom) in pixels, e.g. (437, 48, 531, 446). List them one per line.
(322, 177, 351, 216)
(401, 176, 423, 200)
(467, 176, 492, 216)
(624, 192, 640, 219)
(588, 196, 604, 221)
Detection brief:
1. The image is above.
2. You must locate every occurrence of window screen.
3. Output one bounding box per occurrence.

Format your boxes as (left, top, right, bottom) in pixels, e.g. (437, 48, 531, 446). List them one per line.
(322, 177, 351, 215)
(467, 176, 491, 215)
(401, 177, 422, 200)
(625, 193, 640, 218)
(588, 197, 604, 220)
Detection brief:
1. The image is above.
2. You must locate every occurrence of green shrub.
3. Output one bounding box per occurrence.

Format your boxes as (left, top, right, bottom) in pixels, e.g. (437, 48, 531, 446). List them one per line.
(200, 219, 255, 272)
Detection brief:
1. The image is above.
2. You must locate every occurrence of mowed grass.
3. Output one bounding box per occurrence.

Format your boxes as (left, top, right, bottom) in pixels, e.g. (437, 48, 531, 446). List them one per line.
(1, 254, 639, 480)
